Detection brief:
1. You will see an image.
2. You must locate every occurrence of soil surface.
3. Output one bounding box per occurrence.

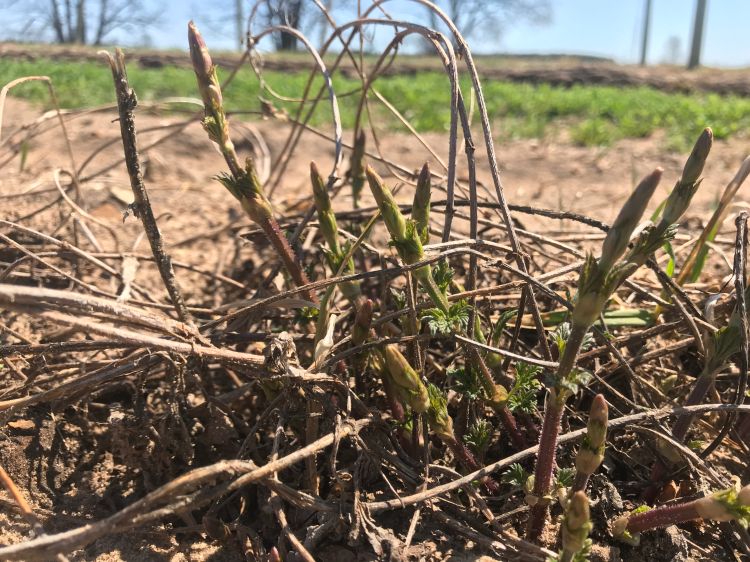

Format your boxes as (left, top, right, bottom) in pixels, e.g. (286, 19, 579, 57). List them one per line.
(1, 94, 749, 561)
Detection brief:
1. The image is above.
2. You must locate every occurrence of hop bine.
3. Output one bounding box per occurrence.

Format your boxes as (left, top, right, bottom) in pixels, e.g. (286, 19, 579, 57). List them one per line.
(188, 21, 317, 304)
(560, 491, 592, 562)
(614, 483, 750, 544)
(366, 165, 449, 312)
(527, 168, 662, 541)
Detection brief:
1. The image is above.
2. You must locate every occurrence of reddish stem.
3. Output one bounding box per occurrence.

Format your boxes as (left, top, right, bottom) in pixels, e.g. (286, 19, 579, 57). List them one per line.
(527, 399, 564, 537)
(258, 218, 318, 305)
(625, 501, 701, 534)
(498, 404, 528, 450)
(446, 436, 499, 494)
(642, 460, 668, 503)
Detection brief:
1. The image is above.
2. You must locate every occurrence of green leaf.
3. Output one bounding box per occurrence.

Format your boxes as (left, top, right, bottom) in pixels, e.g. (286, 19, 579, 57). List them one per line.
(432, 259, 454, 295)
(390, 288, 407, 310)
(556, 467, 576, 489)
(447, 366, 485, 400)
(507, 362, 542, 413)
(422, 300, 470, 335)
(464, 419, 493, 455)
(502, 463, 529, 487)
(491, 308, 518, 345)
(559, 368, 593, 395)
(664, 241, 676, 278)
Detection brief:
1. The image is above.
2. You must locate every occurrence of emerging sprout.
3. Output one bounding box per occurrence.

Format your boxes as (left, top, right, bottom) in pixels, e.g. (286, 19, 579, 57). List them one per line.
(366, 165, 449, 312)
(599, 168, 662, 272)
(349, 130, 366, 208)
(573, 394, 609, 492)
(381, 345, 429, 413)
(411, 163, 431, 245)
(614, 483, 750, 544)
(560, 492, 592, 562)
(661, 128, 712, 226)
(352, 299, 374, 347)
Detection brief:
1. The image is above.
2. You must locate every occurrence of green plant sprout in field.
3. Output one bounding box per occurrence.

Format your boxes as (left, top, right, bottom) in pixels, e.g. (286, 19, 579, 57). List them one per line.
(188, 21, 317, 304)
(366, 163, 526, 449)
(527, 168, 663, 539)
(614, 483, 750, 545)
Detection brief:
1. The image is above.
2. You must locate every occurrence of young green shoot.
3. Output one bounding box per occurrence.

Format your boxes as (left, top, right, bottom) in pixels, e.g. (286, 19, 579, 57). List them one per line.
(527, 169, 662, 541)
(188, 21, 317, 304)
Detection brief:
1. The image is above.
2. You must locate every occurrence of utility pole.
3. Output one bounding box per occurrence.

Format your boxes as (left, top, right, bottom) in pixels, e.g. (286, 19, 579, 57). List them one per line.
(235, 0, 244, 51)
(687, 0, 707, 69)
(639, 0, 652, 66)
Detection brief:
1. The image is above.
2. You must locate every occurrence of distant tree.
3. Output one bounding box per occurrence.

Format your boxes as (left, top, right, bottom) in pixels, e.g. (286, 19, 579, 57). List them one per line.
(0, 0, 159, 45)
(426, 0, 552, 47)
(662, 36, 682, 65)
(249, 0, 351, 52)
(256, 0, 305, 51)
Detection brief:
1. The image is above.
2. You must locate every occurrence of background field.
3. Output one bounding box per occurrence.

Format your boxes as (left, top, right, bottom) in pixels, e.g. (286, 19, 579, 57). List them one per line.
(3, 44, 750, 153)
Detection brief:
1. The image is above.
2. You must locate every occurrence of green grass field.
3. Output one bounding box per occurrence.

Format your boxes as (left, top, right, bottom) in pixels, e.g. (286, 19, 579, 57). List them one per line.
(3, 57, 750, 151)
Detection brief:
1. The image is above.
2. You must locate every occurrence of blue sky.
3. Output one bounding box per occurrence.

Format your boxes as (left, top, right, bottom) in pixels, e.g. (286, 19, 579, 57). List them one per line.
(3, 1, 749, 67)
(152, 1, 748, 67)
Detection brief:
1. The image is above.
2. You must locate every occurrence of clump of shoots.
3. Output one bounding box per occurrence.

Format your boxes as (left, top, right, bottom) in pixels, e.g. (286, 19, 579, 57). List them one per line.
(349, 130, 366, 208)
(572, 394, 608, 494)
(366, 166, 525, 449)
(559, 491, 593, 562)
(188, 21, 317, 304)
(310, 161, 361, 303)
(527, 169, 663, 540)
(366, 165, 449, 313)
(613, 483, 750, 545)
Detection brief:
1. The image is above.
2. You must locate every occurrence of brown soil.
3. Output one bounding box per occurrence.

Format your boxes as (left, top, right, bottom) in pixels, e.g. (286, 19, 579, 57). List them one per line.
(1, 94, 748, 561)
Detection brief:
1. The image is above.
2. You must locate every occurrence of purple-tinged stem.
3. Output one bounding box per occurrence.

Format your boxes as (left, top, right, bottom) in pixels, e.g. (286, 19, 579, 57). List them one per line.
(671, 365, 717, 442)
(527, 320, 589, 540)
(624, 501, 701, 534)
(445, 436, 499, 494)
(467, 345, 526, 450)
(527, 396, 565, 537)
(498, 403, 528, 450)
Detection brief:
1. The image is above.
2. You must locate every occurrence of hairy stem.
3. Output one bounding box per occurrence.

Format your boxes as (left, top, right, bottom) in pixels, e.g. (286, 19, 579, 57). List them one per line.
(572, 471, 590, 494)
(623, 501, 701, 534)
(527, 320, 590, 538)
(527, 395, 565, 537)
(444, 436, 499, 494)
